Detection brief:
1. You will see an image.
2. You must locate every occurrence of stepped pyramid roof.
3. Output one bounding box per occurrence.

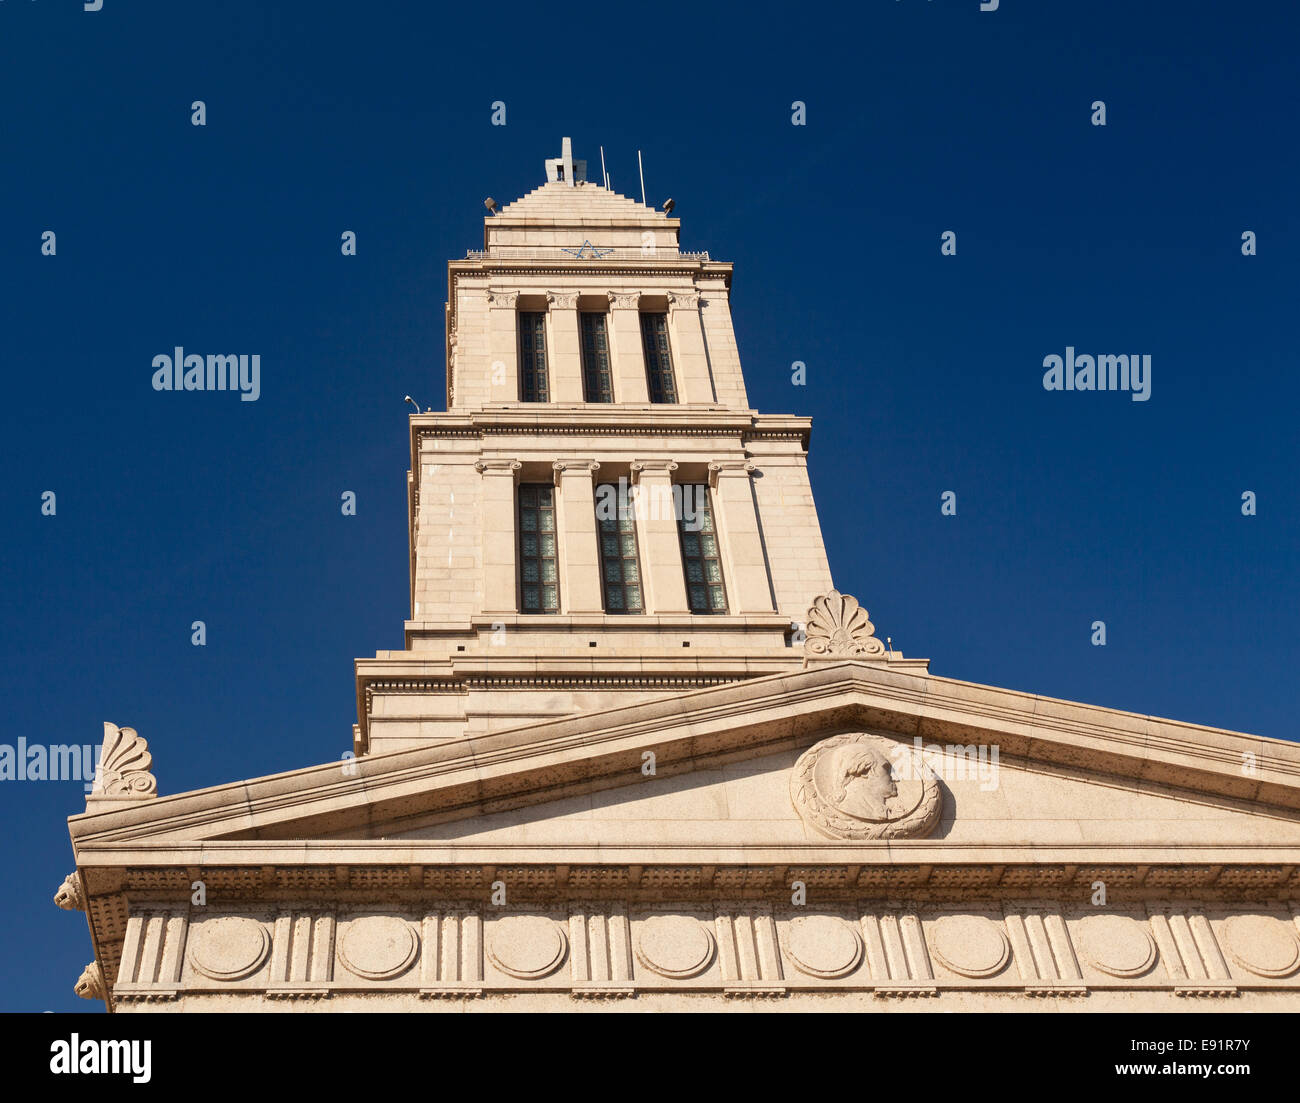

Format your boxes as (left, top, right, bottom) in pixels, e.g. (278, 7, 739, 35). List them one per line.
(494, 180, 670, 224)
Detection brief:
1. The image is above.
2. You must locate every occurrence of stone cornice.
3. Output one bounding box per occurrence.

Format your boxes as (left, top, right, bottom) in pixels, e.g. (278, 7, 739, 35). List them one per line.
(457, 613, 793, 630)
(72, 843, 1300, 905)
(407, 414, 812, 478)
(75, 839, 1300, 865)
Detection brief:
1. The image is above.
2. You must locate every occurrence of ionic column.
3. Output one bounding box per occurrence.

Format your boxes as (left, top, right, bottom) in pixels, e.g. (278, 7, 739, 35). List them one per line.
(547, 292, 583, 403)
(607, 292, 650, 403)
(630, 460, 688, 612)
(553, 460, 603, 613)
(475, 459, 522, 614)
(668, 290, 715, 404)
(485, 290, 519, 404)
(708, 461, 775, 614)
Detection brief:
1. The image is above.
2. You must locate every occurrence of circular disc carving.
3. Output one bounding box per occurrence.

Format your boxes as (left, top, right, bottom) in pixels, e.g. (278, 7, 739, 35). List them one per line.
(930, 916, 1009, 978)
(488, 916, 567, 979)
(635, 915, 715, 979)
(1222, 915, 1300, 978)
(338, 916, 419, 980)
(785, 916, 863, 979)
(791, 733, 942, 840)
(188, 917, 270, 981)
(1077, 915, 1157, 978)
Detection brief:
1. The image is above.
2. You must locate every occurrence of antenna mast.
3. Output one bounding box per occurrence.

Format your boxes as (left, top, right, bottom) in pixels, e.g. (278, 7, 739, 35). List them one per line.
(600, 145, 609, 189)
(637, 149, 646, 205)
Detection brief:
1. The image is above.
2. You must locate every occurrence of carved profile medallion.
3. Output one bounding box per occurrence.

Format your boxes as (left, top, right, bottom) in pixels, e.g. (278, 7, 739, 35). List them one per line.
(791, 733, 942, 840)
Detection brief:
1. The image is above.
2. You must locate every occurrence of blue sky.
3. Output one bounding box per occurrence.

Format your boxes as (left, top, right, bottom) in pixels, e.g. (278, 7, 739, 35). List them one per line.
(0, 0, 1296, 1011)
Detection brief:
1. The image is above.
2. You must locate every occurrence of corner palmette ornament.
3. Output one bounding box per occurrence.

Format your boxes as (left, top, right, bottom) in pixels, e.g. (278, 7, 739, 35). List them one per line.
(804, 590, 886, 659)
(89, 722, 157, 800)
(792, 733, 943, 840)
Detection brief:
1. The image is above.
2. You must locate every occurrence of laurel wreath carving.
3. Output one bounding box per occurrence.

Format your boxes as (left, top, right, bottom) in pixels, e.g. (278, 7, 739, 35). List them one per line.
(791, 733, 943, 840)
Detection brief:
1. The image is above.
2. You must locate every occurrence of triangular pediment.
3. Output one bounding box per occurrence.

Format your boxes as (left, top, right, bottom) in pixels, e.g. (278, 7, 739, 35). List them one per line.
(68, 661, 1300, 854)
(372, 742, 1300, 848)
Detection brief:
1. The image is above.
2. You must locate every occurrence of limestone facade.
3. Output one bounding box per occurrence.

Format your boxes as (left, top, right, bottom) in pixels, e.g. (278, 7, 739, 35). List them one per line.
(62, 141, 1300, 1012)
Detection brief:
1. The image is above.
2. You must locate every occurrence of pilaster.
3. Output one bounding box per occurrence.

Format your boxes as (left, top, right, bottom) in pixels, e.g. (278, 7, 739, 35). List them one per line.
(668, 290, 715, 404)
(547, 293, 583, 403)
(709, 461, 775, 614)
(486, 290, 519, 403)
(608, 292, 650, 404)
(475, 459, 522, 614)
(553, 460, 603, 613)
(630, 460, 688, 613)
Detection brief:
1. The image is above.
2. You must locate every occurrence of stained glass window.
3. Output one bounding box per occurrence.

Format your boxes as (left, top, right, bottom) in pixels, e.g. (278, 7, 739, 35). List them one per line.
(639, 312, 677, 404)
(518, 484, 559, 613)
(580, 313, 613, 403)
(595, 483, 643, 614)
(677, 485, 727, 613)
(518, 312, 549, 402)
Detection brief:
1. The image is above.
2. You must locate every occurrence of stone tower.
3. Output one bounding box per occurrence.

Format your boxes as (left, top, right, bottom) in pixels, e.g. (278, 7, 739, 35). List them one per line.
(356, 137, 871, 757)
(61, 140, 1300, 1012)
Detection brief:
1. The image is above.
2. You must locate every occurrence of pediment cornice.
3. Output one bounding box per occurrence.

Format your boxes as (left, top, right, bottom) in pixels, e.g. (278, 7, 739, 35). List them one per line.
(68, 662, 1300, 852)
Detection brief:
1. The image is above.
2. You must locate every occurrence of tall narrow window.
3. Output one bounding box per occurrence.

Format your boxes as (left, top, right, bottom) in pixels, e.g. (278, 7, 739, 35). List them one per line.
(677, 485, 728, 613)
(580, 313, 614, 403)
(595, 484, 643, 614)
(518, 312, 549, 402)
(640, 312, 678, 404)
(518, 483, 559, 613)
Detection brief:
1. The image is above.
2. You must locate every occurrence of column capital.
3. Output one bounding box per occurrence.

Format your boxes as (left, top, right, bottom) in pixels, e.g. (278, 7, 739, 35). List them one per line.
(486, 290, 519, 308)
(607, 291, 642, 310)
(546, 291, 579, 309)
(552, 460, 600, 484)
(667, 290, 701, 311)
(708, 460, 756, 488)
(475, 459, 523, 479)
(629, 460, 678, 483)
